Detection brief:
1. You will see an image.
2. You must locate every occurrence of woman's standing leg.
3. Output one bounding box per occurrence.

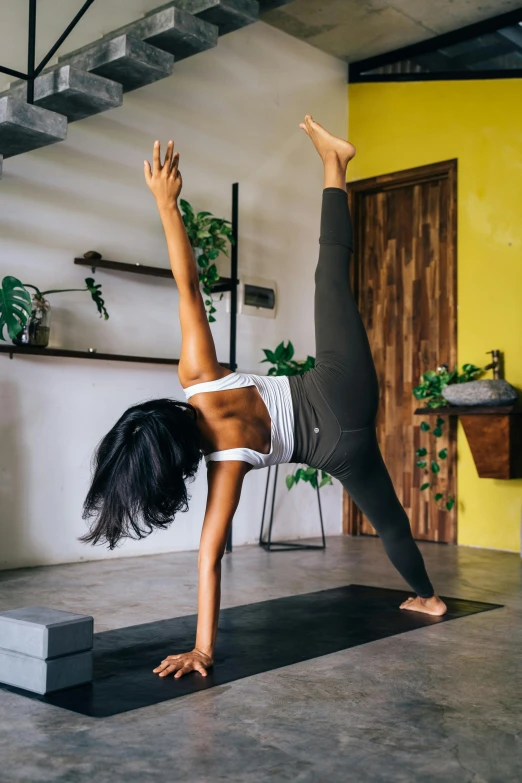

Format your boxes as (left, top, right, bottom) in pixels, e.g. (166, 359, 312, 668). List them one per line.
(300, 116, 446, 616)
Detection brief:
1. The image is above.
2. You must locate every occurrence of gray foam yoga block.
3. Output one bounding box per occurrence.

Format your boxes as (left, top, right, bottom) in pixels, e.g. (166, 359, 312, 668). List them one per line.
(0, 647, 93, 694)
(0, 606, 93, 659)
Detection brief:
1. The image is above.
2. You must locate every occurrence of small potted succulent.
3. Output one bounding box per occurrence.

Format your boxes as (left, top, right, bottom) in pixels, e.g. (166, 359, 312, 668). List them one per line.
(0, 275, 109, 347)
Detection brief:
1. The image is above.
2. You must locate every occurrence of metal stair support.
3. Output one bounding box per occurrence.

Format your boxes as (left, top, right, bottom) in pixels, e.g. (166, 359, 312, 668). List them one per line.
(164, 1, 259, 35)
(58, 35, 174, 93)
(0, 95, 67, 159)
(5, 65, 123, 123)
(258, 0, 295, 9)
(110, 4, 219, 61)
(0, 0, 296, 177)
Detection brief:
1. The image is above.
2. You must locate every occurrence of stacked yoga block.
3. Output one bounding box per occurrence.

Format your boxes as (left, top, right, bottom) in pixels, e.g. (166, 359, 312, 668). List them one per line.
(0, 607, 94, 694)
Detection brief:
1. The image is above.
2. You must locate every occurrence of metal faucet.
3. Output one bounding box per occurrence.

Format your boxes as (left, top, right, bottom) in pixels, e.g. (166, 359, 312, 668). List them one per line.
(484, 350, 502, 380)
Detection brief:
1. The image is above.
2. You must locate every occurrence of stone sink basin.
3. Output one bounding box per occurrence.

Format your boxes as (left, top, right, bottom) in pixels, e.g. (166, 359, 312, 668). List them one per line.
(442, 379, 518, 407)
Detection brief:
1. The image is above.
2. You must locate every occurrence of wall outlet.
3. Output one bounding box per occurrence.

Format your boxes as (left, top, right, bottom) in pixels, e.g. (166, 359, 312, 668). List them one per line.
(226, 274, 277, 319)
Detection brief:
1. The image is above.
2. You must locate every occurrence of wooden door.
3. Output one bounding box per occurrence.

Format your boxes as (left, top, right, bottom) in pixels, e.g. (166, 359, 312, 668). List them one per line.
(344, 161, 458, 543)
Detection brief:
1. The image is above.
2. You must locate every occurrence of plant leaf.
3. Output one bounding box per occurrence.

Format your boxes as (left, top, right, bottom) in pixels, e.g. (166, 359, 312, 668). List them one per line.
(433, 427, 443, 437)
(446, 497, 455, 511)
(434, 493, 443, 501)
(415, 448, 427, 457)
(416, 460, 427, 469)
(420, 482, 430, 491)
(0, 276, 32, 340)
(438, 448, 448, 459)
(85, 277, 109, 320)
(420, 422, 430, 432)
(286, 474, 295, 490)
(431, 461, 440, 473)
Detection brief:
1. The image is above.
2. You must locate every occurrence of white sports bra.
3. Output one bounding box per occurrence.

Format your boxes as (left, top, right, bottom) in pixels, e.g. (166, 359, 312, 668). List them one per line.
(183, 372, 295, 468)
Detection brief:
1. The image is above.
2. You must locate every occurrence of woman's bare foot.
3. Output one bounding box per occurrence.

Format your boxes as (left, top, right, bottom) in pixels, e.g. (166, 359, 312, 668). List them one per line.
(400, 595, 447, 616)
(299, 114, 356, 168)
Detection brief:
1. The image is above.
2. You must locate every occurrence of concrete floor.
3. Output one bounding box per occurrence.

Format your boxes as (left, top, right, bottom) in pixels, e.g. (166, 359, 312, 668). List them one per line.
(0, 536, 520, 783)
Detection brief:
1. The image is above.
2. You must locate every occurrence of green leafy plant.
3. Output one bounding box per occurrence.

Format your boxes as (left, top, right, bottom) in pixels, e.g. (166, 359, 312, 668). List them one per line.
(261, 341, 332, 491)
(0, 276, 32, 341)
(261, 340, 315, 377)
(413, 363, 483, 408)
(0, 275, 109, 342)
(413, 362, 483, 511)
(415, 416, 455, 511)
(179, 198, 233, 323)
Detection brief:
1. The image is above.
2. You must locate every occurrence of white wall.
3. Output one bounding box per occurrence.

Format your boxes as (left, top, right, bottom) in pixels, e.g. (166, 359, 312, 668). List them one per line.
(0, 3, 348, 569)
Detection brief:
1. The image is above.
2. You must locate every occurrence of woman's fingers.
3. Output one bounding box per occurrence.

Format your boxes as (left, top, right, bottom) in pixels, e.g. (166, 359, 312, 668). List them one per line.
(152, 140, 161, 174)
(170, 151, 180, 177)
(144, 159, 152, 185)
(174, 664, 192, 679)
(163, 140, 174, 174)
(153, 650, 210, 679)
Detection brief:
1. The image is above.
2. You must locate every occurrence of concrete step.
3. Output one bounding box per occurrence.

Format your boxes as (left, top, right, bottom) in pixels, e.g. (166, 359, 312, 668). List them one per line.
(163, 1, 259, 35)
(0, 96, 67, 159)
(6, 65, 122, 123)
(112, 3, 218, 61)
(58, 34, 174, 93)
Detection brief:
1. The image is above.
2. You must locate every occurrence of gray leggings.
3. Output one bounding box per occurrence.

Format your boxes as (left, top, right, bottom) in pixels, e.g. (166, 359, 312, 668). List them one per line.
(288, 188, 434, 598)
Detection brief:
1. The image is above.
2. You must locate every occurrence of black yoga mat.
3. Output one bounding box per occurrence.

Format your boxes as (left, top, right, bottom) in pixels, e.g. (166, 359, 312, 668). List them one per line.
(0, 585, 501, 718)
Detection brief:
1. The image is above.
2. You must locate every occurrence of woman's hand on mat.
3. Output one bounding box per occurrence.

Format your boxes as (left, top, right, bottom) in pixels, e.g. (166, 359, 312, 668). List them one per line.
(144, 139, 182, 208)
(153, 648, 213, 679)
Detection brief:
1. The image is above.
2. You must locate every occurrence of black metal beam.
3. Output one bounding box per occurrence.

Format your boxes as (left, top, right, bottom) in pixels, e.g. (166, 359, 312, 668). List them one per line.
(349, 6, 522, 81)
(0, 0, 97, 102)
(351, 68, 522, 83)
(34, 0, 97, 77)
(0, 65, 29, 80)
(27, 0, 37, 103)
(225, 182, 239, 555)
(229, 182, 239, 374)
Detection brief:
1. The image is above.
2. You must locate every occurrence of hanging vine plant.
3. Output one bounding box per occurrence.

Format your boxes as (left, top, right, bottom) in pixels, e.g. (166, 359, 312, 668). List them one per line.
(179, 198, 233, 323)
(413, 362, 484, 511)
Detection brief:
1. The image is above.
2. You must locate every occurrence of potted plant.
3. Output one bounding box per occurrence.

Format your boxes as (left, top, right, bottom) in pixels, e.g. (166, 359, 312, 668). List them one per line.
(261, 340, 332, 491)
(0, 275, 109, 348)
(179, 198, 233, 323)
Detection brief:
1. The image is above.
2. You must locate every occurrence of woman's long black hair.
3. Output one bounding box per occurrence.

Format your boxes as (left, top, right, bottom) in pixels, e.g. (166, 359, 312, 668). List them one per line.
(81, 398, 201, 549)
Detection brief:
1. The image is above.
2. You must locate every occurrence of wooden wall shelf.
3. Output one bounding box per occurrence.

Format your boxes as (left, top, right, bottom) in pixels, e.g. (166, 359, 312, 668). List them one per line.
(74, 258, 237, 293)
(415, 405, 522, 479)
(0, 345, 180, 366)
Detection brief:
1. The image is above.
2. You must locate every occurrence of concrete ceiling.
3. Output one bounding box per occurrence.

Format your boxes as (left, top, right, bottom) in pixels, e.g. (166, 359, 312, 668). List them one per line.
(261, 0, 522, 62)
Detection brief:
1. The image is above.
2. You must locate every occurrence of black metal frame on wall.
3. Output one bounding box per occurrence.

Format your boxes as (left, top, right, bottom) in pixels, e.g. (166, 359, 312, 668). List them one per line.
(349, 7, 522, 83)
(0, 0, 97, 101)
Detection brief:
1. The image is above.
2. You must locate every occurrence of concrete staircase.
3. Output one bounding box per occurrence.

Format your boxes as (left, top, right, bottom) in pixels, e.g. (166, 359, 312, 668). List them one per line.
(0, 0, 295, 179)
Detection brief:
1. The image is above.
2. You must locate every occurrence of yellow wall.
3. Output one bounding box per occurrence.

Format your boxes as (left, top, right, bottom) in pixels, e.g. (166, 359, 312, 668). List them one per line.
(348, 80, 522, 552)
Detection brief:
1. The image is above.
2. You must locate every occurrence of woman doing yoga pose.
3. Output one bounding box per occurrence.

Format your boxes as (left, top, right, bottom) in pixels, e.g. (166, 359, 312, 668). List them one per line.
(83, 116, 447, 680)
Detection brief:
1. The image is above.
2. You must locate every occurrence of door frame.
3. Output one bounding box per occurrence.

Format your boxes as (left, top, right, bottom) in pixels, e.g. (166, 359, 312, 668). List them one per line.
(343, 159, 458, 537)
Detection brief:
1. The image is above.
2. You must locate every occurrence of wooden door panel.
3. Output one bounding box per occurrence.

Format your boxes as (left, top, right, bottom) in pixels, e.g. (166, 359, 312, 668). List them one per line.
(346, 161, 457, 543)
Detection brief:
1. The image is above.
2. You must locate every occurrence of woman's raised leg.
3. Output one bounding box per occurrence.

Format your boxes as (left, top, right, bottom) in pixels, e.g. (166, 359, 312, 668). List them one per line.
(300, 116, 447, 616)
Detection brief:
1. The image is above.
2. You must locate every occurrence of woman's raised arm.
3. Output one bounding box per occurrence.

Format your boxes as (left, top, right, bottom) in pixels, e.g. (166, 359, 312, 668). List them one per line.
(144, 140, 227, 387)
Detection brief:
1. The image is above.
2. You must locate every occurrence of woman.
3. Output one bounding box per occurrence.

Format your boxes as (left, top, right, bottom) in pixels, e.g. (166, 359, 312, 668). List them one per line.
(82, 116, 447, 681)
